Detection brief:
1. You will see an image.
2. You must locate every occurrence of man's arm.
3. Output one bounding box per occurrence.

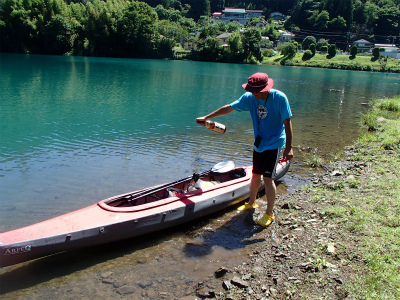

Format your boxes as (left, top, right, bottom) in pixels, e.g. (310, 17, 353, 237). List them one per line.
(283, 118, 293, 160)
(196, 104, 234, 126)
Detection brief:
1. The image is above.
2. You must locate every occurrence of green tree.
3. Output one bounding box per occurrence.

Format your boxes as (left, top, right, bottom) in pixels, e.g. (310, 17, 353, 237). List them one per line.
(0, 0, 30, 52)
(155, 35, 175, 58)
(289, 0, 319, 29)
(116, 1, 158, 58)
(309, 10, 330, 30)
(156, 19, 189, 45)
(374, 2, 400, 36)
(302, 49, 313, 60)
(372, 46, 381, 59)
(302, 36, 316, 51)
(198, 36, 221, 62)
(328, 44, 337, 57)
(185, 0, 210, 19)
(45, 14, 73, 54)
(278, 41, 297, 58)
(242, 27, 262, 61)
(227, 21, 243, 32)
(328, 15, 347, 31)
(261, 25, 280, 42)
(309, 43, 316, 55)
(226, 31, 242, 54)
(350, 44, 358, 57)
(316, 38, 329, 51)
(320, 0, 354, 29)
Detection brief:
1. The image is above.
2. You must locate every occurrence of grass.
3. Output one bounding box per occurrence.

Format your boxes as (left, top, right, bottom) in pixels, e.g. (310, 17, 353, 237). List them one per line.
(306, 95, 400, 299)
(263, 53, 400, 73)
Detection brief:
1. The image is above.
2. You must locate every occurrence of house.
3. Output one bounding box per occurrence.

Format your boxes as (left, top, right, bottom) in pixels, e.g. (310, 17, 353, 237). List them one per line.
(276, 30, 295, 46)
(374, 44, 400, 59)
(353, 39, 372, 53)
(212, 7, 263, 25)
(182, 32, 200, 51)
(256, 20, 269, 28)
(270, 12, 285, 21)
(215, 33, 233, 46)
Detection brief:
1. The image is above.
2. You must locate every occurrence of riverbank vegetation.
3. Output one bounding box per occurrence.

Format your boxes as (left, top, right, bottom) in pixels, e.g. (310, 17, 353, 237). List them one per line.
(263, 52, 400, 72)
(1, 0, 399, 71)
(305, 95, 400, 298)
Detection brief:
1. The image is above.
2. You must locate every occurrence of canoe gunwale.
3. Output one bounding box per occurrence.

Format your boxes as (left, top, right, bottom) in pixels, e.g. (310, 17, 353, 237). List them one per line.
(98, 172, 250, 213)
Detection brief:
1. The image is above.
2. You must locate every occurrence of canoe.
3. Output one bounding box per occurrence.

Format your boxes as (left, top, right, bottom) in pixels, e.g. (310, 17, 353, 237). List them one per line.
(0, 159, 290, 268)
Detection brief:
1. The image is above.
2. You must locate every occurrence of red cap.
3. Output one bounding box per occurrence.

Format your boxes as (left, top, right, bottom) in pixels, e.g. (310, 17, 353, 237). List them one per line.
(242, 72, 274, 93)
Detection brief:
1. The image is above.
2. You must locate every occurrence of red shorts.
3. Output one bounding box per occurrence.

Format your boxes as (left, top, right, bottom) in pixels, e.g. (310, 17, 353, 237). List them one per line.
(252, 149, 281, 178)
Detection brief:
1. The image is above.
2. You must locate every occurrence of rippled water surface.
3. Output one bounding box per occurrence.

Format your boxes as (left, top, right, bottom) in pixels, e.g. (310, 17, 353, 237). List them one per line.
(1, 53, 399, 231)
(0, 54, 399, 298)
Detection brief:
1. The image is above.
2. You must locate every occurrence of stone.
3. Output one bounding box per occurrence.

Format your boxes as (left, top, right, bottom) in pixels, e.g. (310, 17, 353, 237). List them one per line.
(327, 243, 335, 254)
(222, 280, 233, 290)
(100, 271, 113, 278)
(215, 266, 228, 278)
(331, 170, 343, 176)
(347, 175, 356, 181)
(269, 287, 277, 297)
(101, 279, 113, 285)
(231, 276, 249, 288)
(197, 288, 215, 298)
(116, 285, 136, 295)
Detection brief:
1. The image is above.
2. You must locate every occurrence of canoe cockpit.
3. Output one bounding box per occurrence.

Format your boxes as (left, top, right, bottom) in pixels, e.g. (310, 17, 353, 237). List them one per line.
(100, 167, 248, 209)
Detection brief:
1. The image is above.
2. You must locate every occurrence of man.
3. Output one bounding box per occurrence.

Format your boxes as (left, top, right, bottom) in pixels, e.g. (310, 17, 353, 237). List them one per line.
(196, 72, 293, 227)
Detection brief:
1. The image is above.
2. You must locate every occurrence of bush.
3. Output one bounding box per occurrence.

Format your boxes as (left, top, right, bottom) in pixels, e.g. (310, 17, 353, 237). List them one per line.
(262, 49, 275, 57)
(316, 38, 329, 51)
(350, 45, 358, 57)
(320, 46, 328, 52)
(278, 42, 297, 58)
(302, 36, 316, 51)
(328, 44, 337, 57)
(310, 43, 316, 55)
(302, 50, 314, 61)
(372, 47, 381, 59)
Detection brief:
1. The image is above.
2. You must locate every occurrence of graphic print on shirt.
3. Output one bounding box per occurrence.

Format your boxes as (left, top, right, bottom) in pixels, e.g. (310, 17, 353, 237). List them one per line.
(257, 104, 268, 119)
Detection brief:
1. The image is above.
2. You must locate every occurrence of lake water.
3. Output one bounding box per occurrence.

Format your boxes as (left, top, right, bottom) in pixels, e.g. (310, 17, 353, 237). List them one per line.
(1, 53, 399, 232)
(1, 53, 400, 298)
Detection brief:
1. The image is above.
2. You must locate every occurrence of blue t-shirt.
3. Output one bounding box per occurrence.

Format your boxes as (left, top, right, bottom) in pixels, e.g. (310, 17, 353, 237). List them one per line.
(230, 89, 292, 152)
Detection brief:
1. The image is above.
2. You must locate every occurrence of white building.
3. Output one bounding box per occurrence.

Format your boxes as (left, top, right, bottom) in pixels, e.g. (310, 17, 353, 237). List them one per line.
(375, 44, 400, 59)
(276, 30, 295, 46)
(212, 7, 263, 25)
(353, 39, 372, 53)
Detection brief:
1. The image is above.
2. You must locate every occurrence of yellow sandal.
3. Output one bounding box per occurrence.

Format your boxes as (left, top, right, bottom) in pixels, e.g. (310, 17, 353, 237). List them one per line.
(257, 213, 275, 227)
(237, 202, 259, 211)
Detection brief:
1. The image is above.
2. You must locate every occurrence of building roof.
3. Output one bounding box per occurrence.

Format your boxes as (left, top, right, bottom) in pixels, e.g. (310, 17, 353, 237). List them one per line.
(223, 8, 246, 14)
(375, 44, 399, 52)
(216, 33, 233, 39)
(354, 39, 371, 44)
(375, 44, 397, 48)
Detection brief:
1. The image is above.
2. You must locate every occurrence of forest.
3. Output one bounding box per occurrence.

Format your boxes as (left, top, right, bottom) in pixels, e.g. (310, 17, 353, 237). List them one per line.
(0, 0, 399, 61)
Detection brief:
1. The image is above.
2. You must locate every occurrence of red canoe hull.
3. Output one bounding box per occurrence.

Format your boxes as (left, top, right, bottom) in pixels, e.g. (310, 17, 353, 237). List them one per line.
(0, 161, 290, 267)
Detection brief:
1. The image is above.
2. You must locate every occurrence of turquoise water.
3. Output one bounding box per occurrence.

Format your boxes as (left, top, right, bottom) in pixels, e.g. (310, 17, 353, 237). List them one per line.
(1, 53, 399, 231)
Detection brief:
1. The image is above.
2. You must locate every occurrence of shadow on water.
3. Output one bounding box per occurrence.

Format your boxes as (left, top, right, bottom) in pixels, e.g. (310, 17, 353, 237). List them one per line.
(183, 210, 265, 258)
(0, 171, 308, 298)
(0, 230, 169, 294)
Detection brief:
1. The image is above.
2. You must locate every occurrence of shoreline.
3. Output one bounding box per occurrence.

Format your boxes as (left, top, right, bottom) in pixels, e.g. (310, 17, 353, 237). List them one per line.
(194, 95, 400, 299)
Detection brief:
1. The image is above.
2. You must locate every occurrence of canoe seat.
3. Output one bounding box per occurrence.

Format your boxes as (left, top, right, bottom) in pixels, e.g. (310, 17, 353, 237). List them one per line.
(195, 179, 219, 190)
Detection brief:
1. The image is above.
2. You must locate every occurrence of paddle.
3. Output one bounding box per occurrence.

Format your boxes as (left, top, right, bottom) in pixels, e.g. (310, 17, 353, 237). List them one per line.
(123, 161, 235, 203)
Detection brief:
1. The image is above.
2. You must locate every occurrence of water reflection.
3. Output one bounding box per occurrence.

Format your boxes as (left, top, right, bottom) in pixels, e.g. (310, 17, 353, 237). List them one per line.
(1, 54, 399, 231)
